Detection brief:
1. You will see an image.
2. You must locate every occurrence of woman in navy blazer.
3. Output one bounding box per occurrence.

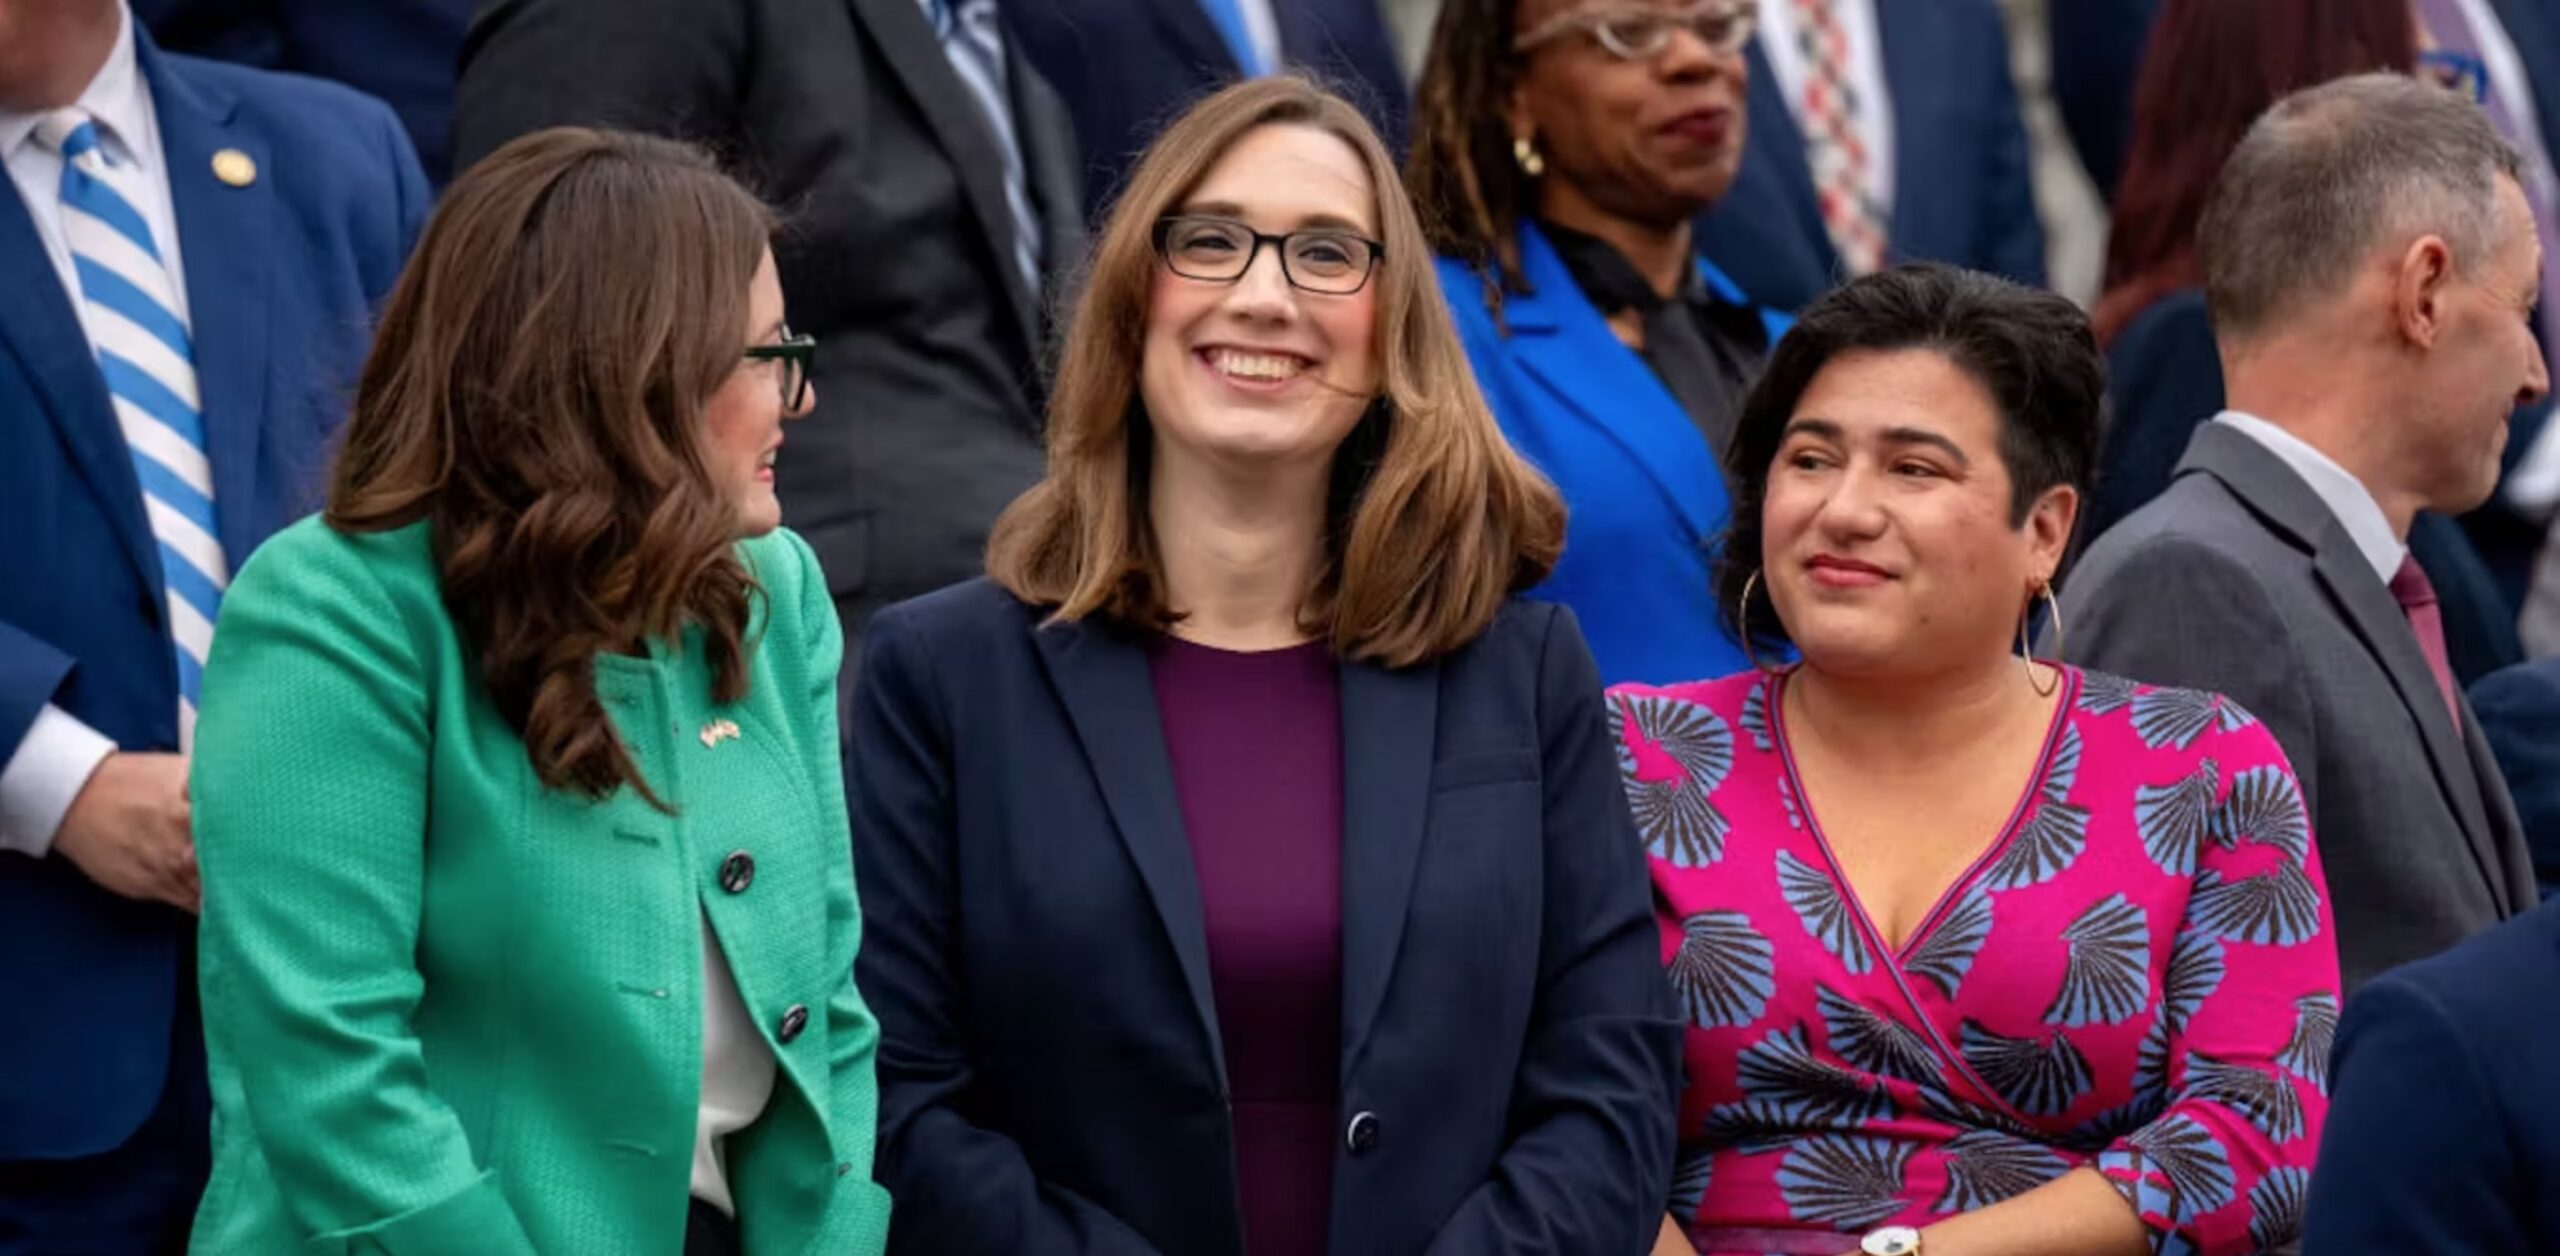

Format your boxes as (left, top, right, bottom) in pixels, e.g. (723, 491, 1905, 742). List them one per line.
(1406, 0, 1790, 686)
(847, 78, 1681, 1256)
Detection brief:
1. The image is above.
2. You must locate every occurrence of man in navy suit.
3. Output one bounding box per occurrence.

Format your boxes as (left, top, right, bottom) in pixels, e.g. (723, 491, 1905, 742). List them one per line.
(1002, 0, 1408, 215)
(1694, 0, 2043, 311)
(0, 1, 424, 1247)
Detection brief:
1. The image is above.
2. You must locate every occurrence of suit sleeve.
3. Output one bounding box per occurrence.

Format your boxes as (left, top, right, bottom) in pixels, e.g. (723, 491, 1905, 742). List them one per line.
(1970, 0, 2048, 288)
(2301, 975, 2526, 1252)
(448, 0, 748, 172)
(190, 533, 538, 1255)
(846, 608, 1166, 1256)
(1420, 606, 1683, 1256)
(2087, 305, 2220, 540)
(0, 619, 78, 768)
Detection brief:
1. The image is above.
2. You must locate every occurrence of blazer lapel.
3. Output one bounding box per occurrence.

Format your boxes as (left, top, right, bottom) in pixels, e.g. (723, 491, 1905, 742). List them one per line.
(0, 184, 159, 597)
(144, 38, 270, 570)
(1871, 0, 1923, 249)
(1009, 39, 1082, 338)
(1030, 617, 1230, 1091)
(1337, 655, 1438, 1065)
(849, 0, 1044, 346)
(1503, 222, 1731, 546)
(1739, 38, 1836, 273)
(1142, 0, 1243, 77)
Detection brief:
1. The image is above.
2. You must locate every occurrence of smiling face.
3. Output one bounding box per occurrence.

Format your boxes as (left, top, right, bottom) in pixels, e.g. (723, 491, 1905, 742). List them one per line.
(2409, 175, 2551, 513)
(1760, 348, 2076, 680)
(1137, 122, 1382, 476)
(702, 249, 807, 538)
(1508, 0, 1750, 225)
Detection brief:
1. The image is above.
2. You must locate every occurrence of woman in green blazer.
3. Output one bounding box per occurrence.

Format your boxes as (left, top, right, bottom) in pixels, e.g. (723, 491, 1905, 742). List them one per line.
(186, 128, 889, 1256)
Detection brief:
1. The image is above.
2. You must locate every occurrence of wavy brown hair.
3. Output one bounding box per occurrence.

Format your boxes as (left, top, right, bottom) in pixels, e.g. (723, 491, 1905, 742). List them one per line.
(327, 127, 773, 808)
(986, 76, 1563, 667)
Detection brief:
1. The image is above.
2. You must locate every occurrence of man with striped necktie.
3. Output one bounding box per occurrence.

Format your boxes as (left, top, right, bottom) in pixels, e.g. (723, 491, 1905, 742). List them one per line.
(0, 0, 424, 1248)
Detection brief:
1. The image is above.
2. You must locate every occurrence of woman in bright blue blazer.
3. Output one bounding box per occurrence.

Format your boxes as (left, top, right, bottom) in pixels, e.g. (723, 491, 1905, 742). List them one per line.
(1407, 0, 1790, 686)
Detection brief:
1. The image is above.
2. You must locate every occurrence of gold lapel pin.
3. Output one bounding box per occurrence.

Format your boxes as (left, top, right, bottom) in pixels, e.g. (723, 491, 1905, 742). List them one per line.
(698, 718, 741, 749)
(211, 149, 256, 187)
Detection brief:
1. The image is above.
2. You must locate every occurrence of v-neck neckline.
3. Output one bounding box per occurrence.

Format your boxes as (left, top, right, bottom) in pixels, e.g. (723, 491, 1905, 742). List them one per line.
(1769, 666, 2081, 963)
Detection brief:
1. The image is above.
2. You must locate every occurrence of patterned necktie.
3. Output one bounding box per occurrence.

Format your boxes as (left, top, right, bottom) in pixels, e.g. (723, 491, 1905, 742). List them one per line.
(1787, 0, 1887, 276)
(36, 108, 224, 750)
(929, 0, 1044, 301)
(2389, 555, 2465, 735)
(2416, 0, 2560, 369)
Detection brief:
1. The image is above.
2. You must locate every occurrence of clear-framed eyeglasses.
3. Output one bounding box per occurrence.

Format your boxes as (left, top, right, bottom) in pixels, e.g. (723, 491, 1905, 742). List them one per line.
(1513, 0, 1759, 61)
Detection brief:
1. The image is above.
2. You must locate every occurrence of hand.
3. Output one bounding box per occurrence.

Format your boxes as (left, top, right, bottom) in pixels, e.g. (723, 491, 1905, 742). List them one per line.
(53, 752, 198, 913)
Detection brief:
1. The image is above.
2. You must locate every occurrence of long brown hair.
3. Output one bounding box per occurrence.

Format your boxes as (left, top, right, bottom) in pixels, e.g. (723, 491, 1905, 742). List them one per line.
(2094, 0, 2412, 342)
(986, 76, 1563, 667)
(328, 127, 773, 808)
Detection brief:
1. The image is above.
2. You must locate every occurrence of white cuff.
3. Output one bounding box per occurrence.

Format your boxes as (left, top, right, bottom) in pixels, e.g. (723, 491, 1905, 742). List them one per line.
(0, 705, 118, 858)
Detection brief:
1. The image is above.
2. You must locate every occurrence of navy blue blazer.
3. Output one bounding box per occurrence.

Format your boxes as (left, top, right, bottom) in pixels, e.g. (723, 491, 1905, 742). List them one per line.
(2304, 895, 2560, 1250)
(2046, 0, 2157, 198)
(1694, 0, 2044, 312)
(2091, 290, 2523, 687)
(2474, 658, 2560, 898)
(846, 580, 1681, 1256)
(0, 38, 425, 1160)
(1002, 0, 1408, 216)
(1436, 223, 1788, 688)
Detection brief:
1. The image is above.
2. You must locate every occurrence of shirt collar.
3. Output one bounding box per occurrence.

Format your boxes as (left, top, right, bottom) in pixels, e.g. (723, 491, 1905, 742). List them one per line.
(0, 5, 147, 168)
(2211, 410, 2407, 583)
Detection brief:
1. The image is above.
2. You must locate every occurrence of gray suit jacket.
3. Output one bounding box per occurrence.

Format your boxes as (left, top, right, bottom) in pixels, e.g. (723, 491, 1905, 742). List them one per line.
(2063, 422, 2536, 990)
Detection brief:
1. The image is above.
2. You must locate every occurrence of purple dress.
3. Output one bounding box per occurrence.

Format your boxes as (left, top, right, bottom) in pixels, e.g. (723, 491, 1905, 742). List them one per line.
(1151, 636, 1343, 1256)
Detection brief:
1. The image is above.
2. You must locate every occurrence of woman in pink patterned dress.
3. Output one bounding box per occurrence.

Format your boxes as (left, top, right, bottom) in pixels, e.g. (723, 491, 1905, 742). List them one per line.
(1620, 267, 2341, 1256)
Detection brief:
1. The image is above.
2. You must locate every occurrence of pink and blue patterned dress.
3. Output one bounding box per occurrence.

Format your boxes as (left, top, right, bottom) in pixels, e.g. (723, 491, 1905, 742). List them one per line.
(1611, 667, 2341, 1256)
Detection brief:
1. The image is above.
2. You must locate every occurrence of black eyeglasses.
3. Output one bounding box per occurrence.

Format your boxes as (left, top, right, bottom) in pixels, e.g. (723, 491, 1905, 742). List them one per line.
(742, 330, 816, 409)
(1153, 215, 1385, 295)
(1514, 0, 1758, 60)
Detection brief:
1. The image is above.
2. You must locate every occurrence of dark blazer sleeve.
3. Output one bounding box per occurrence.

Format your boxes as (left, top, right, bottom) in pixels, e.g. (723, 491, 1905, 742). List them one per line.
(2089, 297, 2223, 542)
(1421, 607, 1681, 1256)
(0, 620, 78, 765)
(846, 607, 1166, 1256)
(1971, 9, 2047, 290)
(448, 0, 747, 172)
(2303, 975, 2527, 1253)
(2472, 661, 2560, 896)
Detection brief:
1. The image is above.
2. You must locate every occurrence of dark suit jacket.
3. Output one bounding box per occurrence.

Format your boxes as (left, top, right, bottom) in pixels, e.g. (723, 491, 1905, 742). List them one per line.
(453, 0, 1085, 642)
(132, 0, 474, 184)
(2046, 0, 2156, 198)
(2304, 896, 2560, 1250)
(2065, 423, 2540, 991)
(2473, 658, 2560, 897)
(1695, 0, 2044, 311)
(2092, 289, 2524, 686)
(846, 580, 1681, 1256)
(0, 37, 426, 1160)
(1003, 0, 1408, 217)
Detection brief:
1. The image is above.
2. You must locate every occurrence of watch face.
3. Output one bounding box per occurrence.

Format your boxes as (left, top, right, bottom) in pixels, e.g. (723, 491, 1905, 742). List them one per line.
(1861, 1227, 1922, 1256)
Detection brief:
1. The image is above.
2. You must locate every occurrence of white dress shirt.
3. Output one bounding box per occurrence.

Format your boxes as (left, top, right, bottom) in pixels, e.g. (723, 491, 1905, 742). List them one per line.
(0, 2, 187, 858)
(2213, 411, 2408, 584)
(1753, 0, 1896, 221)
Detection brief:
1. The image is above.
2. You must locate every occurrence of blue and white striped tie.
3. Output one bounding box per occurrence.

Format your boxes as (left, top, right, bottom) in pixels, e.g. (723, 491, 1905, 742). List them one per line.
(931, 0, 1044, 300)
(37, 109, 225, 749)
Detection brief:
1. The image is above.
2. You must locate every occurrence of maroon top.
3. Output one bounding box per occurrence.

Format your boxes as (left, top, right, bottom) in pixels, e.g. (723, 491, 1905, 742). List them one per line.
(1149, 635, 1344, 1256)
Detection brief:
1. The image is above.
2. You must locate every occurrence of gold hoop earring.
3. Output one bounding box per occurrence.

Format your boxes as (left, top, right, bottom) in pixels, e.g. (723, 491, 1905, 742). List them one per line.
(2021, 580, 2064, 697)
(1737, 569, 1781, 675)
(1512, 135, 1546, 178)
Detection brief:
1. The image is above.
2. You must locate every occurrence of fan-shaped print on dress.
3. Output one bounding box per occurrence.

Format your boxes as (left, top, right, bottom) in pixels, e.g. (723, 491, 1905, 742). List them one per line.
(2069, 1016, 2172, 1150)
(1817, 985, 1941, 1084)
(2183, 1054, 2308, 1143)
(1960, 1020, 2093, 1117)
(2135, 758, 2221, 877)
(1668, 1148, 1714, 1225)
(1775, 1135, 1915, 1231)
(2045, 894, 2152, 1027)
(2248, 1167, 2311, 1251)
(1935, 1128, 2069, 1213)
(2121, 1113, 2237, 1218)
(2130, 687, 2250, 751)
(2188, 860, 2323, 946)
(1729, 1024, 1894, 1132)
(1907, 887, 1992, 998)
(1986, 726, 2089, 890)
(1668, 910, 1776, 1029)
(1613, 694, 1734, 867)
(2278, 992, 2337, 1090)
(2161, 931, 2226, 1034)
(2213, 765, 2313, 862)
(1779, 849, 1873, 975)
(2078, 670, 2139, 715)
(1740, 679, 1775, 752)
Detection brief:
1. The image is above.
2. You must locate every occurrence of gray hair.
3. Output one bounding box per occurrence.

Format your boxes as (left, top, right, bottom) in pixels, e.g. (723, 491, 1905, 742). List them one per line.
(2200, 73, 2522, 338)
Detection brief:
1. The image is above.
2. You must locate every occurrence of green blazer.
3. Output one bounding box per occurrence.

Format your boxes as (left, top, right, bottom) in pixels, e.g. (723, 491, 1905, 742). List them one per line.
(188, 517, 890, 1256)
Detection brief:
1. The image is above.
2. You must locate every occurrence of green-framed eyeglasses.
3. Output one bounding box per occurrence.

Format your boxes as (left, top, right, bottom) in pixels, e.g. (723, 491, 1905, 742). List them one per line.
(743, 331, 816, 409)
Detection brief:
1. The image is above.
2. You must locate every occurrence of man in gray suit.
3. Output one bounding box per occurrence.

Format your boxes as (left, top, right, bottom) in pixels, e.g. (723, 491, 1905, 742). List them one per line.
(2067, 74, 2548, 991)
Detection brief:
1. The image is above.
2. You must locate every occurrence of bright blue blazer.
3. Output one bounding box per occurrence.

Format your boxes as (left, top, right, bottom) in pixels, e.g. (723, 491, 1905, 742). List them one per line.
(0, 35, 426, 1159)
(1436, 222, 1791, 688)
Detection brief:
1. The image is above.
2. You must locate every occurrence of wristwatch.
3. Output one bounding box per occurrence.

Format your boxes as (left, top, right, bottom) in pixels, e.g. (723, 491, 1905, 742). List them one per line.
(1860, 1227, 1922, 1256)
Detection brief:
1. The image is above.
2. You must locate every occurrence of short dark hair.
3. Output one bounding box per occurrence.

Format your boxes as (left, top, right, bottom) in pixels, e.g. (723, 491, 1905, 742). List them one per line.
(2201, 72, 2523, 339)
(1717, 265, 2104, 653)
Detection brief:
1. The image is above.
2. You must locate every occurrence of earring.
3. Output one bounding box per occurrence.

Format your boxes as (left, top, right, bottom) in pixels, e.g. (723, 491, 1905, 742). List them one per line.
(1512, 135, 1546, 178)
(1737, 569, 1781, 674)
(2020, 579, 2064, 697)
